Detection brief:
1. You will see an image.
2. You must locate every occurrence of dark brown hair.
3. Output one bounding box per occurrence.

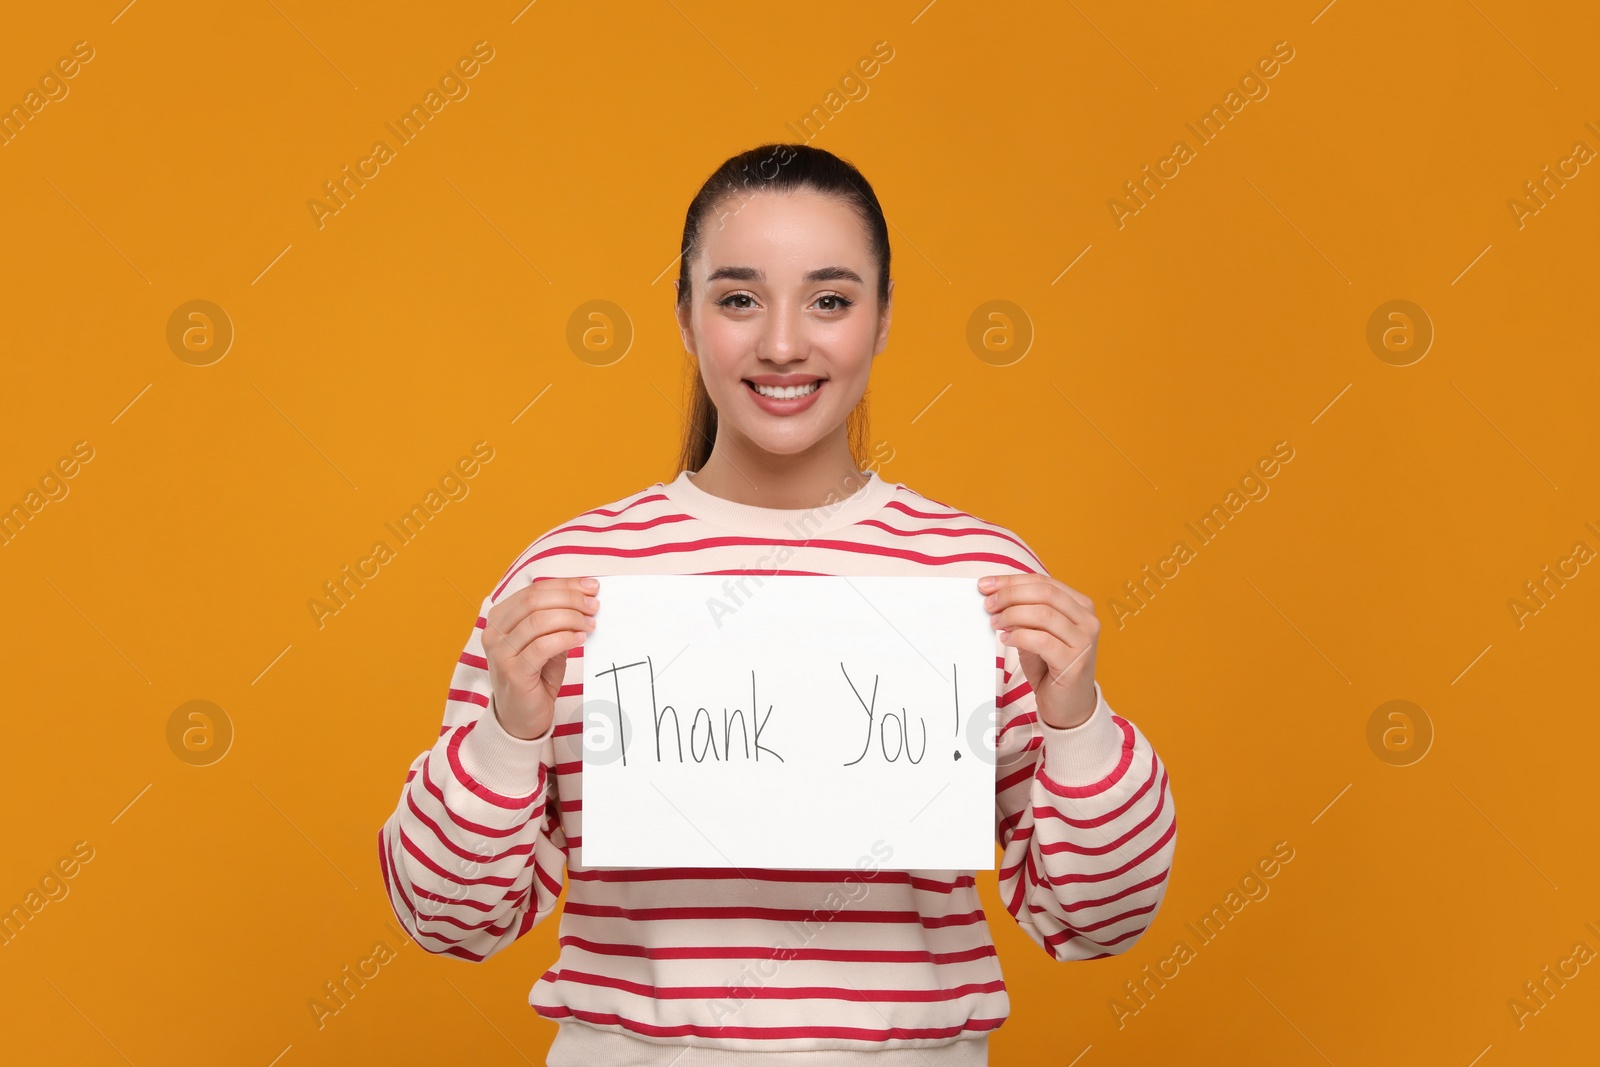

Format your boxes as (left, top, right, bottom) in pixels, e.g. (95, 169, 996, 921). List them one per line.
(673, 143, 892, 477)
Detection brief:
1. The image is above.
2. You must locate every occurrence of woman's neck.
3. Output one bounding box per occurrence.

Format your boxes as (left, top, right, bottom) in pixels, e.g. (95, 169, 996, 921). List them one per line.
(687, 440, 868, 511)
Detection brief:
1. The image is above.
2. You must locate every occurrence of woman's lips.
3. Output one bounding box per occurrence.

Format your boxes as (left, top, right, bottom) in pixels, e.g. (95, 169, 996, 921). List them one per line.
(744, 378, 826, 415)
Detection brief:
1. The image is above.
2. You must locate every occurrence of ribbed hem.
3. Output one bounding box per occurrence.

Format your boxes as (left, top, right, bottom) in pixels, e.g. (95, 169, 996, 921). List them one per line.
(657, 467, 900, 538)
(546, 1021, 990, 1066)
(455, 696, 554, 797)
(1036, 680, 1126, 786)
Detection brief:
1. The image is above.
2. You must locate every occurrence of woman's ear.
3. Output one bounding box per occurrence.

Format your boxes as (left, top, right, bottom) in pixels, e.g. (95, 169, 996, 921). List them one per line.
(673, 281, 698, 357)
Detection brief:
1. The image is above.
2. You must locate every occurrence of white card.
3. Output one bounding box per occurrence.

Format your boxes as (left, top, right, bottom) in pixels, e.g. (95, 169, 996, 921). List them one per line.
(578, 574, 1000, 870)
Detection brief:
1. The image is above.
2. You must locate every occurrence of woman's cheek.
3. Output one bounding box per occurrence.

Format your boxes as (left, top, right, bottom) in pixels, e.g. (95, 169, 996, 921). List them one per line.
(700, 331, 751, 403)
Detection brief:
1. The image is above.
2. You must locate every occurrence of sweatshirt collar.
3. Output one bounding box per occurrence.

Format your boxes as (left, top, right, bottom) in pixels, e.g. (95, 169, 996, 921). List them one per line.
(658, 467, 900, 538)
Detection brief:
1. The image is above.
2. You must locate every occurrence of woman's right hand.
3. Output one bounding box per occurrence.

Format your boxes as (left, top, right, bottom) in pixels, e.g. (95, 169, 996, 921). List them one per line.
(482, 576, 600, 740)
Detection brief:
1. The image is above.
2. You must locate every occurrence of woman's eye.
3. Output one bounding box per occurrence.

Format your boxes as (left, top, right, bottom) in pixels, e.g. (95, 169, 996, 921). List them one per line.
(716, 293, 853, 311)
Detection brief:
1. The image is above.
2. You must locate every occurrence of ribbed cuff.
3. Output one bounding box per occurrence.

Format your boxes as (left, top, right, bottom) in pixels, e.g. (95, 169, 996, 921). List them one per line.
(1037, 680, 1124, 786)
(456, 694, 555, 799)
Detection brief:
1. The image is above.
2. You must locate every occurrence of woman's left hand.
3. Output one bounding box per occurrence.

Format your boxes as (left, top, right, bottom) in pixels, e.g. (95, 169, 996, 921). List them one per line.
(978, 573, 1100, 729)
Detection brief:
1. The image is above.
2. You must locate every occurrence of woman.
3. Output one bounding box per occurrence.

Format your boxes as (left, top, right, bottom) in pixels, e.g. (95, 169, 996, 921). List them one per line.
(378, 143, 1176, 1064)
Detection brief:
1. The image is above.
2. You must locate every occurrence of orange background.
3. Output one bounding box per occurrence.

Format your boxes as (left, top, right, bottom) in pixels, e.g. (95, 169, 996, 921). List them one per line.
(3, 1, 1597, 1063)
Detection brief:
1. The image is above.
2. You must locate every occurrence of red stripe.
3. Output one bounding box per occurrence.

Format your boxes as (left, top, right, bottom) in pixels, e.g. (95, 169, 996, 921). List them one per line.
(379, 830, 425, 938)
(490, 493, 671, 596)
(1041, 817, 1176, 888)
(533, 857, 564, 900)
(532, 1005, 1006, 1042)
(997, 679, 1032, 710)
(406, 878, 518, 917)
(445, 719, 547, 809)
(989, 736, 1043, 778)
(998, 769, 1171, 878)
(405, 788, 534, 866)
(418, 752, 537, 839)
(880, 498, 975, 522)
(521, 513, 695, 538)
(1036, 774, 1173, 857)
(1035, 716, 1137, 798)
(377, 827, 414, 934)
(563, 901, 985, 927)
(398, 829, 515, 894)
(1032, 753, 1165, 828)
(556, 933, 998, 966)
(550, 967, 1006, 1003)
(995, 710, 1038, 745)
(446, 682, 488, 707)
(413, 901, 518, 937)
(857, 514, 1043, 566)
(996, 761, 1037, 794)
(493, 511, 701, 593)
(1045, 896, 1160, 936)
(1041, 902, 1161, 950)
(1029, 864, 1173, 916)
(1007, 848, 1036, 916)
(384, 834, 519, 958)
(1049, 916, 1151, 951)
(880, 499, 1042, 566)
(513, 534, 1042, 570)
(567, 867, 975, 893)
(1000, 799, 1174, 888)
(517, 900, 542, 940)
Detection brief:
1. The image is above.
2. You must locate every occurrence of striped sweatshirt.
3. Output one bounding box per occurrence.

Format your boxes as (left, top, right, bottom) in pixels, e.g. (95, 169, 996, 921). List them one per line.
(378, 466, 1177, 1065)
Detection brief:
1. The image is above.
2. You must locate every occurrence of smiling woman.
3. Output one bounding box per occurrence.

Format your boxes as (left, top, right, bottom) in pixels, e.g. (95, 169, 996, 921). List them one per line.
(378, 143, 1178, 1067)
(670, 144, 892, 509)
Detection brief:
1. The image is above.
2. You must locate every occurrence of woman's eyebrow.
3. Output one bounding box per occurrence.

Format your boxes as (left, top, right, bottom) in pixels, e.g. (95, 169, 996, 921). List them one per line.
(706, 265, 865, 286)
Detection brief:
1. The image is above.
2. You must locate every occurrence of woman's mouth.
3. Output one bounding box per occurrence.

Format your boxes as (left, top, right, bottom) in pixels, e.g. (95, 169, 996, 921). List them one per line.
(744, 378, 826, 415)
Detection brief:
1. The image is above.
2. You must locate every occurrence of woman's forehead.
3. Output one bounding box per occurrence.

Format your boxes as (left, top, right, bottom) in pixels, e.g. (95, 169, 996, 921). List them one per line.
(698, 192, 872, 276)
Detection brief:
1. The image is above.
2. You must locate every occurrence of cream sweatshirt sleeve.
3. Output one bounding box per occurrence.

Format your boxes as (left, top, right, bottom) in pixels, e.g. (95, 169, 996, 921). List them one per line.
(378, 592, 568, 962)
(992, 638, 1177, 961)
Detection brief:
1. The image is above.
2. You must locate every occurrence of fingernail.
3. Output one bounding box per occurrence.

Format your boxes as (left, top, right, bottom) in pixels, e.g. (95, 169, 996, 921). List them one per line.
(978, 576, 996, 591)
(583, 577, 599, 590)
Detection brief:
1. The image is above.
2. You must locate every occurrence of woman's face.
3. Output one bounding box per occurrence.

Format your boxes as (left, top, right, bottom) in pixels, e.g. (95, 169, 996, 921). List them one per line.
(674, 188, 892, 461)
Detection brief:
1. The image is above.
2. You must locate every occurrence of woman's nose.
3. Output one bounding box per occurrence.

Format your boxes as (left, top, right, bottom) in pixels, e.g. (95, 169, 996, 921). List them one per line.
(760, 304, 803, 362)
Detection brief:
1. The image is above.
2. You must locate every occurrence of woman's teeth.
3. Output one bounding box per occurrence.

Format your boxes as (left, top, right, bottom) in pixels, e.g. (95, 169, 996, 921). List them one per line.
(751, 381, 820, 399)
